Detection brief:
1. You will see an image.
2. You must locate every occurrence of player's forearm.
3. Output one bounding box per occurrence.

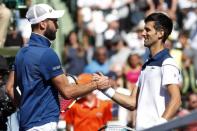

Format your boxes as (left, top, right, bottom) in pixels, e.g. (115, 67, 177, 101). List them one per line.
(62, 82, 97, 99)
(162, 84, 182, 120)
(6, 85, 14, 100)
(112, 92, 136, 111)
(52, 74, 97, 99)
(162, 93, 182, 120)
(103, 85, 138, 111)
(5, 71, 15, 100)
(5, 71, 20, 107)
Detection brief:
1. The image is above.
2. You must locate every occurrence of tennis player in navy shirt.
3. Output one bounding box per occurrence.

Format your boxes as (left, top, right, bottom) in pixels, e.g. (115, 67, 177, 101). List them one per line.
(5, 4, 113, 131)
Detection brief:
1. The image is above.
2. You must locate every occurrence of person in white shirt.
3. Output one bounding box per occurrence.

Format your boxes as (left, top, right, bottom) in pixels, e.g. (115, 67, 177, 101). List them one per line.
(102, 12, 182, 130)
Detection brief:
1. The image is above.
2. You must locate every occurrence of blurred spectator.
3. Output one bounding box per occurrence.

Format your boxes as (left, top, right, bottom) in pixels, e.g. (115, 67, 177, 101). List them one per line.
(63, 31, 87, 76)
(81, 31, 95, 64)
(123, 53, 142, 91)
(129, 0, 155, 28)
(165, 38, 182, 69)
(177, 93, 197, 131)
(188, 93, 197, 110)
(189, 8, 197, 50)
(103, 14, 121, 55)
(76, 0, 111, 45)
(16, 0, 32, 44)
(0, 1, 12, 47)
(181, 53, 196, 94)
(4, 23, 24, 47)
(183, 48, 197, 91)
(112, 0, 132, 32)
(109, 36, 131, 72)
(64, 92, 112, 131)
(178, 30, 197, 94)
(104, 14, 120, 43)
(64, 0, 78, 23)
(178, 0, 197, 49)
(84, 46, 110, 75)
(178, 0, 197, 30)
(76, 0, 135, 48)
(123, 20, 146, 57)
(0, 55, 16, 130)
(153, 0, 178, 21)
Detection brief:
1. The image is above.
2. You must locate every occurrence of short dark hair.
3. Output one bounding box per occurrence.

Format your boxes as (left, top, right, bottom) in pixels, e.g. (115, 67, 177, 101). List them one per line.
(145, 12, 173, 42)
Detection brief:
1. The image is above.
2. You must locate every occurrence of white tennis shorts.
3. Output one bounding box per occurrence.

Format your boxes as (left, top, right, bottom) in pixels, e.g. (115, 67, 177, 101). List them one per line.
(27, 122, 57, 131)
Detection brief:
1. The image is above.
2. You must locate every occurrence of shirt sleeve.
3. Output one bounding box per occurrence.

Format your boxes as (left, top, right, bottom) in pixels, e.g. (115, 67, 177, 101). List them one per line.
(39, 49, 64, 80)
(162, 58, 181, 86)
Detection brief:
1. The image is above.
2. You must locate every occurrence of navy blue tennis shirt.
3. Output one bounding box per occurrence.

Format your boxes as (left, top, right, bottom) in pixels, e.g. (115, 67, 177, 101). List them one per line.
(14, 33, 64, 130)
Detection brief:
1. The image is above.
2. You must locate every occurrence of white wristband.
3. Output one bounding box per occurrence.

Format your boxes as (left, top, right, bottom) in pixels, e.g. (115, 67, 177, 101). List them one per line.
(103, 88, 115, 98)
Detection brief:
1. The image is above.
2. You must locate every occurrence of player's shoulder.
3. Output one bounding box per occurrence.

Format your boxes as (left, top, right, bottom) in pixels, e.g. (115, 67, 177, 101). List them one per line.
(162, 57, 179, 68)
(42, 48, 58, 58)
(43, 47, 56, 54)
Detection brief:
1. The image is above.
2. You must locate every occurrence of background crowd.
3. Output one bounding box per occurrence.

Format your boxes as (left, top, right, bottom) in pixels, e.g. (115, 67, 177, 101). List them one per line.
(0, 0, 197, 130)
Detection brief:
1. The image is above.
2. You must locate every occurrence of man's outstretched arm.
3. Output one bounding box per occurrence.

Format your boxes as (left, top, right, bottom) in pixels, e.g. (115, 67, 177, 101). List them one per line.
(52, 73, 113, 100)
(102, 86, 139, 111)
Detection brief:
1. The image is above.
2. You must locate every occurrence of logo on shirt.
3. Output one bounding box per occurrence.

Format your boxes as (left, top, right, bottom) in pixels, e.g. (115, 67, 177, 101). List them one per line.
(96, 112, 103, 118)
(52, 65, 61, 71)
(174, 74, 177, 77)
(49, 9, 52, 13)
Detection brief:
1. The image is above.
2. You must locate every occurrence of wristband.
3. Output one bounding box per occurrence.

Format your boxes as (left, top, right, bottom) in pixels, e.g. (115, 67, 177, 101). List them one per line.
(103, 88, 115, 98)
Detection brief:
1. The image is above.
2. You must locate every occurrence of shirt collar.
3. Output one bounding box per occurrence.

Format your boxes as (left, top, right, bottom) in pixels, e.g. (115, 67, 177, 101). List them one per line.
(29, 33, 52, 47)
(149, 48, 169, 61)
(81, 98, 100, 109)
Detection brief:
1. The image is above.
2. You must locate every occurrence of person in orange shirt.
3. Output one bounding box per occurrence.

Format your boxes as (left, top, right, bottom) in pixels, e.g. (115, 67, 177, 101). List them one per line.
(64, 92, 112, 131)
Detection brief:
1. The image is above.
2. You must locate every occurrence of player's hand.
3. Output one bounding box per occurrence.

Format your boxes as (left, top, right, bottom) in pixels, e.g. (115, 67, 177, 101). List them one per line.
(92, 72, 108, 81)
(92, 73, 115, 90)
